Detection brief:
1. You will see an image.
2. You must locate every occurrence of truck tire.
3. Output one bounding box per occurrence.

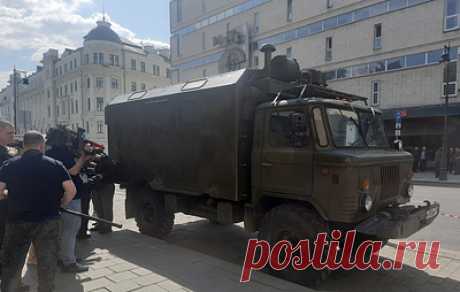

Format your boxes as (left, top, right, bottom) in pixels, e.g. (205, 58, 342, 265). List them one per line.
(258, 204, 329, 287)
(135, 191, 174, 239)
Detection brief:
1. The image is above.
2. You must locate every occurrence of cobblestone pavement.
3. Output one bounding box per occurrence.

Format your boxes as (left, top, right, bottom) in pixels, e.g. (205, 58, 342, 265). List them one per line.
(18, 188, 460, 292)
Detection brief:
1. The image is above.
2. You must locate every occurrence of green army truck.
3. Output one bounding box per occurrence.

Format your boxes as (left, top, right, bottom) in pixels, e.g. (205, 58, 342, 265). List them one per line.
(105, 45, 439, 283)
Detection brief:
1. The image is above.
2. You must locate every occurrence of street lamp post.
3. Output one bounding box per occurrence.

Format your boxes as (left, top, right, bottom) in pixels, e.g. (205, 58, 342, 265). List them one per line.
(12, 67, 17, 132)
(439, 45, 450, 181)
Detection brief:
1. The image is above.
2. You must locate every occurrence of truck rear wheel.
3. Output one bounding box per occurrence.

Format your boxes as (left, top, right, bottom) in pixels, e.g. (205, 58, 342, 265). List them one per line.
(135, 190, 174, 239)
(258, 204, 329, 287)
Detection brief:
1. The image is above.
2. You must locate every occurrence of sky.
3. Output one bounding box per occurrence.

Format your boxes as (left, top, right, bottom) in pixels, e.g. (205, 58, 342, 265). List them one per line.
(0, 0, 171, 88)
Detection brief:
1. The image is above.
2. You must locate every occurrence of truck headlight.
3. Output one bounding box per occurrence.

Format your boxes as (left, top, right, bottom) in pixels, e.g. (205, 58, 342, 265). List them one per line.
(360, 193, 373, 212)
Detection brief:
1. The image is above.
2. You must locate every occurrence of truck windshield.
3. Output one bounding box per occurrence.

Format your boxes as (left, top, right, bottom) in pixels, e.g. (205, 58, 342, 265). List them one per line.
(326, 107, 388, 148)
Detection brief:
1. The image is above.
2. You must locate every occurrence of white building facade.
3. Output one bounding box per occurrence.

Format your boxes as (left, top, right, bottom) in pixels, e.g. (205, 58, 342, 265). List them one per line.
(170, 0, 460, 152)
(0, 20, 171, 146)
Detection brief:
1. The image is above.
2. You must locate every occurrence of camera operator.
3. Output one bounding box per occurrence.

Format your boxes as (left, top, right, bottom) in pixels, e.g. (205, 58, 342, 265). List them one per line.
(46, 135, 94, 273)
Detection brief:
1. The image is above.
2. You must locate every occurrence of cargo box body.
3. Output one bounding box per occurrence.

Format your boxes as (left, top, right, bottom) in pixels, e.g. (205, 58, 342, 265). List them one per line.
(106, 69, 267, 202)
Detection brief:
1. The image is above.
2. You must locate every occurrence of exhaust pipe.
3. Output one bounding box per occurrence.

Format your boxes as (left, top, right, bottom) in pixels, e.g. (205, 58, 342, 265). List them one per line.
(260, 44, 276, 77)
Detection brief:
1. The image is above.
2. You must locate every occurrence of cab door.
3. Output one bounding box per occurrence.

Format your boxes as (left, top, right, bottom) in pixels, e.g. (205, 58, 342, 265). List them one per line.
(259, 107, 313, 196)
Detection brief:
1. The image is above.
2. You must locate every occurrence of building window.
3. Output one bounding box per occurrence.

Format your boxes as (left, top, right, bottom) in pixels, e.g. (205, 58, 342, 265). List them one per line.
(87, 77, 91, 89)
(131, 82, 137, 92)
(254, 12, 260, 33)
(110, 54, 119, 66)
(111, 78, 119, 89)
(286, 47, 292, 58)
(166, 68, 171, 79)
(387, 57, 405, 70)
(153, 65, 160, 76)
(131, 59, 137, 70)
(75, 80, 78, 92)
(70, 83, 73, 94)
(287, 0, 293, 22)
(177, 0, 183, 22)
(202, 32, 206, 50)
(96, 97, 104, 112)
(445, 0, 460, 30)
(74, 59, 77, 68)
(176, 36, 181, 57)
(64, 64, 68, 73)
(86, 121, 90, 134)
(141, 61, 146, 72)
(47, 105, 51, 118)
(93, 53, 98, 64)
(87, 97, 91, 112)
(201, 0, 206, 13)
(374, 23, 382, 50)
(371, 80, 381, 106)
(85, 54, 89, 64)
(62, 101, 66, 115)
(71, 99, 74, 114)
(99, 53, 104, 64)
(406, 52, 426, 67)
(96, 78, 104, 89)
(56, 105, 60, 117)
(75, 100, 78, 114)
(444, 61, 458, 96)
(64, 85, 68, 96)
(327, 0, 333, 9)
(97, 121, 104, 134)
(69, 61, 73, 71)
(141, 83, 146, 90)
(325, 37, 333, 61)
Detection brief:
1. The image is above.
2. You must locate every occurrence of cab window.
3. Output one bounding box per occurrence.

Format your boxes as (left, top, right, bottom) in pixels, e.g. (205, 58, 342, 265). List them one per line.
(312, 107, 328, 147)
(269, 110, 309, 148)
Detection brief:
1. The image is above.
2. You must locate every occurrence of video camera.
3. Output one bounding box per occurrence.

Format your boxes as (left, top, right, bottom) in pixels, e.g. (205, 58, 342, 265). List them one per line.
(46, 125, 105, 157)
(46, 125, 123, 185)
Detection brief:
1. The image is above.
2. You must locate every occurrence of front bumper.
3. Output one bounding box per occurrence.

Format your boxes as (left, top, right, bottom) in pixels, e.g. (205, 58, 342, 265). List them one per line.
(356, 201, 440, 239)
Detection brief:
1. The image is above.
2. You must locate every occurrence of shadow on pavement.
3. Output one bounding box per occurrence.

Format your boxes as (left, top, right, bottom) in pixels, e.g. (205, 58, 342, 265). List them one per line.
(66, 219, 460, 292)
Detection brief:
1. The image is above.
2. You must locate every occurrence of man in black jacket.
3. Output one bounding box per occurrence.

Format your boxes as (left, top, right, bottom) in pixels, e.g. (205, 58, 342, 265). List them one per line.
(0, 131, 77, 292)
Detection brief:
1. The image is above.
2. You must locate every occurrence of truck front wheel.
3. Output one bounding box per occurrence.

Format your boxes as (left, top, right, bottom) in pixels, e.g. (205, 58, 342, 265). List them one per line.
(258, 204, 329, 287)
(135, 191, 174, 239)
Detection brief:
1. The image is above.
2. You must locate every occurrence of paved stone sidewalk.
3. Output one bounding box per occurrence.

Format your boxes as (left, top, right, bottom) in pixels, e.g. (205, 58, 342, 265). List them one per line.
(17, 189, 460, 292)
(19, 226, 460, 292)
(21, 229, 308, 292)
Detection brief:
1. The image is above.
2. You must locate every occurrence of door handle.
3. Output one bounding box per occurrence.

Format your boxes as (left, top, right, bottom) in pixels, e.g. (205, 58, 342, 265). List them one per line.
(261, 162, 273, 167)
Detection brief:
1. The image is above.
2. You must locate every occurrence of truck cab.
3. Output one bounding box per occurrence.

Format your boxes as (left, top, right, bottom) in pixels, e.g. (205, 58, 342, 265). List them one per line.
(252, 98, 414, 226)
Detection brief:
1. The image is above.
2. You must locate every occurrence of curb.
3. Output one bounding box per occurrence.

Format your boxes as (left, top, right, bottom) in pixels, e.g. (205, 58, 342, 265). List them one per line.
(412, 180, 460, 188)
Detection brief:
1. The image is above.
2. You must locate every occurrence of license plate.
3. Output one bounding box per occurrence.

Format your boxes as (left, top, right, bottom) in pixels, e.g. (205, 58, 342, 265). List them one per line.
(425, 206, 439, 220)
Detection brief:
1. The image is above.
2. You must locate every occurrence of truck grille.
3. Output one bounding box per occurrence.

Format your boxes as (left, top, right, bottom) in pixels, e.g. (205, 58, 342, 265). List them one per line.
(380, 166, 399, 199)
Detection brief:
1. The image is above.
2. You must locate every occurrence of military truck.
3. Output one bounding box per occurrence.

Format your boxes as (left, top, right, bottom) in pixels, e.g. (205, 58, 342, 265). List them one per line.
(106, 45, 439, 283)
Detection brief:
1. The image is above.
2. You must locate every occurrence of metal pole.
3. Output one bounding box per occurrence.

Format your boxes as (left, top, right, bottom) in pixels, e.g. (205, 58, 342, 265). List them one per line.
(439, 45, 450, 181)
(12, 67, 17, 133)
